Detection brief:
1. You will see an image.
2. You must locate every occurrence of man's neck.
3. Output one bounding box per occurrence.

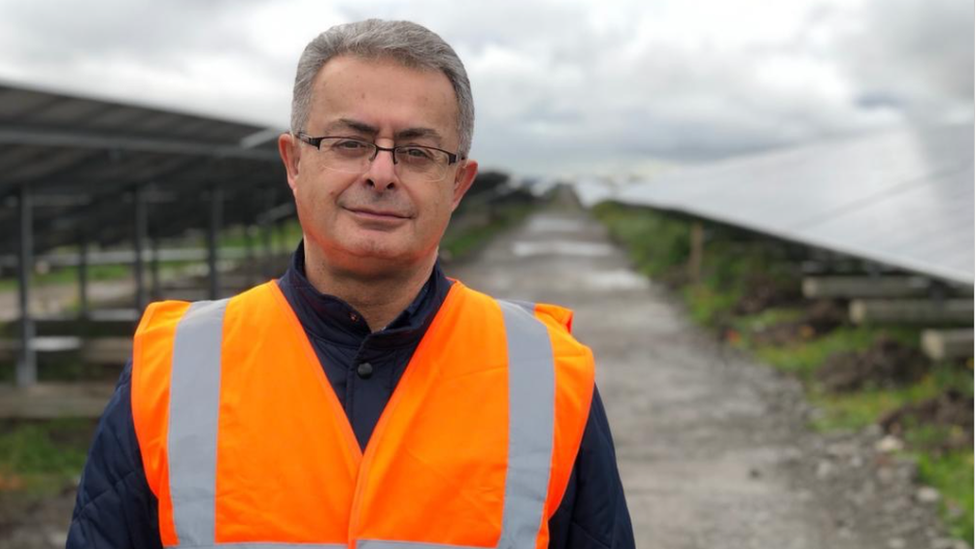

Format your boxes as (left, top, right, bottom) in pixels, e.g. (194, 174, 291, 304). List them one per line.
(302, 244, 436, 333)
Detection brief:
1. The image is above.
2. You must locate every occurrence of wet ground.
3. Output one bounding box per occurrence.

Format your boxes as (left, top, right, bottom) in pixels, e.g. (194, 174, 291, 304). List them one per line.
(448, 201, 959, 549)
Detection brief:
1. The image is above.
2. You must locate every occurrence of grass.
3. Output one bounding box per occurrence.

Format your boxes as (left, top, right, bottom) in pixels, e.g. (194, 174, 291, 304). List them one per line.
(807, 363, 965, 432)
(214, 219, 303, 250)
(917, 450, 975, 542)
(1, 208, 522, 297)
(442, 201, 535, 260)
(753, 326, 907, 378)
(0, 419, 95, 496)
(0, 264, 131, 292)
(0, 220, 305, 294)
(591, 200, 975, 544)
(683, 284, 743, 327)
(592, 202, 690, 277)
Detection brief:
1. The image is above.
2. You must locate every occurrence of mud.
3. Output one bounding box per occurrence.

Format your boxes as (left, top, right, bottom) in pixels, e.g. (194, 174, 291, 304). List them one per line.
(882, 389, 975, 452)
(817, 336, 930, 393)
(744, 299, 848, 348)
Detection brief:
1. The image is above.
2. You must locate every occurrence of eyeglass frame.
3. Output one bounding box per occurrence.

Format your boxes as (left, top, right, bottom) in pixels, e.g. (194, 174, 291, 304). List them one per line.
(295, 132, 462, 169)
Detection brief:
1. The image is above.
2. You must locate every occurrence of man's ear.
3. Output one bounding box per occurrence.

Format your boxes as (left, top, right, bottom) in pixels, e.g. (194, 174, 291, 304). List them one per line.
(278, 133, 301, 195)
(450, 159, 479, 211)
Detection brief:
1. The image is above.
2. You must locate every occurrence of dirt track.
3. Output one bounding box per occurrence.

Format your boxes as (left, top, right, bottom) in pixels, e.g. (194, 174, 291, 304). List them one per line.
(448, 200, 958, 549)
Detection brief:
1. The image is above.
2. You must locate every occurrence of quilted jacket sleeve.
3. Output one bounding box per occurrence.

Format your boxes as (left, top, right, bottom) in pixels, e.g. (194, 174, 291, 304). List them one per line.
(66, 361, 162, 549)
(547, 387, 635, 549)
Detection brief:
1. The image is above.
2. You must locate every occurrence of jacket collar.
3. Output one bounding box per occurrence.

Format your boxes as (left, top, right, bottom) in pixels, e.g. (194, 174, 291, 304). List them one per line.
(277, 241, 452, 350)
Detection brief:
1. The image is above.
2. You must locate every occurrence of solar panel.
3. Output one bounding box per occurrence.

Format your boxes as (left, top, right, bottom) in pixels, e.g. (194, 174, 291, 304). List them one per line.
(606, 124, 974, 285)
(0, 82, 288, 257)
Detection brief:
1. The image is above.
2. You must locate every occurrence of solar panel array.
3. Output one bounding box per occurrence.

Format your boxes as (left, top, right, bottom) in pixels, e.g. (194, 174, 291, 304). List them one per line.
(601, 124, 974, 286)
(0, 81, 289, 258)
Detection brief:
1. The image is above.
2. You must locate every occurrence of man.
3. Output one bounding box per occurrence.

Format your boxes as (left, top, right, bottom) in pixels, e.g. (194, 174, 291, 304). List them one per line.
(68, 19, 634, 549)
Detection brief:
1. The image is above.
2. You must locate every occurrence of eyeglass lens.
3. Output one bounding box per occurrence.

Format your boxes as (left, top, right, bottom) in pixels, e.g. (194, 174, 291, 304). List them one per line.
(317, 138, 451, 182)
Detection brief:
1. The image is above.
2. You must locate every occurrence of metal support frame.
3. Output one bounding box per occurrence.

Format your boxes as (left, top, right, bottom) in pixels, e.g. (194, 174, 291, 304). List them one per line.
(0, 126, 279, 161)
(243, 224, 255, 286)
(260, 188, 276, 279)
(78, 227, 89, 318)
(150, 236, 161, 300)
(207, 186, 223, 300)
(275, 219, 289, 257)
(133, 185, 148, 310)
(261, 218, 274, 279)
(16, 185, 36, 387)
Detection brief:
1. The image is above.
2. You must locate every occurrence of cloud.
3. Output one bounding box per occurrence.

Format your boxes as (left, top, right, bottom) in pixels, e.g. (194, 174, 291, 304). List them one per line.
(833, 0, 974, 123)
(0, 0, 969, 175)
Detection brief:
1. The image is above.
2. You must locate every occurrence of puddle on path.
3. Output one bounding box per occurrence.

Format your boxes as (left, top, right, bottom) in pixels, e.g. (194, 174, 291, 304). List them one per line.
(525, 216, 586, 233)
(579, 269, 650, 291)
(511, 240, 616, 258)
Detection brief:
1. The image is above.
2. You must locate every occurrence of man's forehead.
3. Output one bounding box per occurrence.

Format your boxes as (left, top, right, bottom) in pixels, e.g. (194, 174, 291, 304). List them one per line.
(308, 56, 458, 143)
(313, 54, 454, 100)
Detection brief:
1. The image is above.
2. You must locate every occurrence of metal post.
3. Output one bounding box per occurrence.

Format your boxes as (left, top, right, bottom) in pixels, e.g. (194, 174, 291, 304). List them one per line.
(150, 236, 161, 300)
(260, 188, 275, 279)
(261, 216, 274, 279)
(243, 225, 255, 286)
(78, 228, 89, 318)
(133, 185, 148, 310)
(207, 186, 223, 300)
(16, 185, 36, 387)
(275, 219, 289, 256)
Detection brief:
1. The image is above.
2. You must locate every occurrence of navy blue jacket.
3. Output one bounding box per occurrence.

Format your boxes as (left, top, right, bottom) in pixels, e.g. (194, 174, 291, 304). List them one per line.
(67, 246, 634, 549)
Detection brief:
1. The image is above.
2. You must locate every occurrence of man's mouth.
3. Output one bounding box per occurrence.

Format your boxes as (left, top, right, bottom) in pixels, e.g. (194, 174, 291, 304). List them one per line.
(345, 207, 411, 220)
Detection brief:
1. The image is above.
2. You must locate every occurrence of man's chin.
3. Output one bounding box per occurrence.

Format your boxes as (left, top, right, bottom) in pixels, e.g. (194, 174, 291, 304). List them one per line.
(331, 242, 430, 277)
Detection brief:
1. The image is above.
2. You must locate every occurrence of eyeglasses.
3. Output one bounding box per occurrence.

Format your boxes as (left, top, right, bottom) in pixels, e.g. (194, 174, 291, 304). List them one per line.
(296, 132, 461, 182)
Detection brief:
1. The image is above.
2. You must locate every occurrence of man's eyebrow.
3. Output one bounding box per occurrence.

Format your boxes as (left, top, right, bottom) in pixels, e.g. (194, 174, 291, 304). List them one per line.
(322, 119, 444, 146)
(395, 127, 443, 146)
(323, 118, 377, 134)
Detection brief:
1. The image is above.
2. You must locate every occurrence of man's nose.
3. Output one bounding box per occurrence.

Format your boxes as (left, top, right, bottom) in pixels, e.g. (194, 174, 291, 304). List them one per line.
(364, 147, 398, 191)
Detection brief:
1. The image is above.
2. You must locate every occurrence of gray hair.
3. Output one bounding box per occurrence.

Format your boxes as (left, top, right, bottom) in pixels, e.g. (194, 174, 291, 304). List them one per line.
(290, 19, 475, 158)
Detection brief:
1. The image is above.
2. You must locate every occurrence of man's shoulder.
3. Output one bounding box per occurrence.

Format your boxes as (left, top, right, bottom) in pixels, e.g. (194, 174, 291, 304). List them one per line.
(136, 282, 276, 333)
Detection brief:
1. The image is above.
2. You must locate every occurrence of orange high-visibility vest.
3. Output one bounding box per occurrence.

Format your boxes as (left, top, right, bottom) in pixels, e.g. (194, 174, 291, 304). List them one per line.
(131, 280, 594, 549)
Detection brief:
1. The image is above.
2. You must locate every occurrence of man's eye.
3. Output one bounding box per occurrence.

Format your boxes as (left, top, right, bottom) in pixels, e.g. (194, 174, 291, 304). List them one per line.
(402, 147, 434, 160)
(335, 140, 368, 150)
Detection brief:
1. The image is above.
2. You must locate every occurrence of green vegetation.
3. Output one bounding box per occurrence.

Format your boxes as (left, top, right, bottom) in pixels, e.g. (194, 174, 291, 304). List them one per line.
(0, 220, 305, 294)
(594, 202, 799, 328)
(592, 202, 690, 277)
(0, 264, 131, 292)
(215, 219, 303, 250)
(593, 200, 974, 544)
(917, 450, 975, 542)
(749, 326, 913, 379)
(442, 202, 535, 261)
(0, 419, 95, 495)
(808, 362, 969, 432)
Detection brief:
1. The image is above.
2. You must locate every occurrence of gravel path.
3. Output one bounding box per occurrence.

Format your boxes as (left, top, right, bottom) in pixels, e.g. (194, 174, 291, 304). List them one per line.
(448, 200, 961, 549)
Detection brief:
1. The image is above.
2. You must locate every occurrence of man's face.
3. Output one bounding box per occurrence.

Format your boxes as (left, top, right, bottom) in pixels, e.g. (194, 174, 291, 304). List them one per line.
(279, 55, 478, 275)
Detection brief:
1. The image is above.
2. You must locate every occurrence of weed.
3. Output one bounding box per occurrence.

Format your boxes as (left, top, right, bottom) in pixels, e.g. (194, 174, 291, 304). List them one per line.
(0, 419, 95, 496)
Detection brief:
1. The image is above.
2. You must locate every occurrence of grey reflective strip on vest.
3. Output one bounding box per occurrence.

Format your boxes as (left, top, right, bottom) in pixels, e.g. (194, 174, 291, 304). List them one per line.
(165, 297, 555, 549)
(496, 300, 556, 548)
(168, 299, 229, 547)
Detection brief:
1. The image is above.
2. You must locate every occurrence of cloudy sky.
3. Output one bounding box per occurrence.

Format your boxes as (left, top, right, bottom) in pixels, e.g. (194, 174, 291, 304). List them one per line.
(0, 0, 971, 176)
